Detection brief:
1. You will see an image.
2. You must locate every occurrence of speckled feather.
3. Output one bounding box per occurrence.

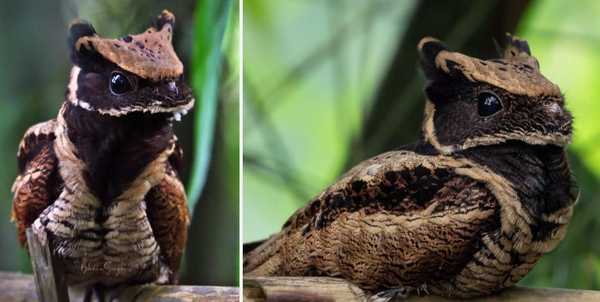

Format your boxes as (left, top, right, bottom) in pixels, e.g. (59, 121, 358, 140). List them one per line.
(244, 34, 577, 298)
(73, 10, 182, 80)
(11, 115, 190, 286)
(145, 142, 190, 284)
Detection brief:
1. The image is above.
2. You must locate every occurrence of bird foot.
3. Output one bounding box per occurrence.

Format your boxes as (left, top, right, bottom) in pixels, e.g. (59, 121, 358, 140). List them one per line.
(369, 288, 409, 302)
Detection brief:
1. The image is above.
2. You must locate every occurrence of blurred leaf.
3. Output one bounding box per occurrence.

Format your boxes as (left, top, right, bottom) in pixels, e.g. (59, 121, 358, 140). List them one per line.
(180, 0, 239, 286)
(594, 257, 600, 289)
(187, 0, 234, 212)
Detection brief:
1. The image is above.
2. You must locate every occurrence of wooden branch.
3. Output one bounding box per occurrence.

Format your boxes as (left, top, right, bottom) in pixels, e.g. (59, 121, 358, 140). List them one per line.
(245, 276, 366, 302)
(116, 285, 239, 302)
(26, 228, 70, 302)
(244, 276, 600, 302)
(0, 272, 239, 302)
(0, 272, 38, 302)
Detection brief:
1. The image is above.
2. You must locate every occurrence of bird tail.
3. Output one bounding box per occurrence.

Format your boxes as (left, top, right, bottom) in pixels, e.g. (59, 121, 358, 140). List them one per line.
(243, 231, 288, 276)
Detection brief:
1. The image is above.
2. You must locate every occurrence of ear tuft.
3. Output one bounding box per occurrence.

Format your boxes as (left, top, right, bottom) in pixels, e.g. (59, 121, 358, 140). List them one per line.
(503, 33, 539, 71)
(418, 37, 448, 80)
(505, 33, 531, 56)
(418, 37, 447, 63)
(68, 19, 105, 71)
(68, 19, 96, 50)
(156, 10, 175, 32)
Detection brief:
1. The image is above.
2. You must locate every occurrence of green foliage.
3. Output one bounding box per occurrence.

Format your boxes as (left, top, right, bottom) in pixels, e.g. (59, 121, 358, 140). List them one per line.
(0, 0, 72, 274)
(187, 0, 234, 212)
(182, 0, 240, 286)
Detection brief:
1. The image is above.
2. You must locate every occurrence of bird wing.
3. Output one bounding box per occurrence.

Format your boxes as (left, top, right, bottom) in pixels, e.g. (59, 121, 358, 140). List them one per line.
(11, 120, 60, 247)
(248, 150, 500, 291)
(145, 136, 190, 284)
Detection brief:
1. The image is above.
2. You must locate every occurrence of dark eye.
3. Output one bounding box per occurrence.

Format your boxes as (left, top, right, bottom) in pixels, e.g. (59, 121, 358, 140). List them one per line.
(110, 72, 131, 95)
(477, 92, 503, 117)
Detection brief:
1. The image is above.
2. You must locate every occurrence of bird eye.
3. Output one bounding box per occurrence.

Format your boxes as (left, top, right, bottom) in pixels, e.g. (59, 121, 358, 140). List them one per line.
(477, 92, 503, 117)
(109, 72, 131, 95)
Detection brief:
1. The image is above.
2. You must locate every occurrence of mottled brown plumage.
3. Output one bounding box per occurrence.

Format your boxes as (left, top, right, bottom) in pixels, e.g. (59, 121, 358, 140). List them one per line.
(145, 140, 190, 284)
(244, 34, 577, 299)
(12, 121, 60, 246)
(11, 10, 193, 299)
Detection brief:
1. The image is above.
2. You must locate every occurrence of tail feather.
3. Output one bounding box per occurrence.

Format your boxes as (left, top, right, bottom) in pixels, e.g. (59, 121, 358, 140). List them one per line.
(243, 238, 267, 255)
(243, 232, 289, 276)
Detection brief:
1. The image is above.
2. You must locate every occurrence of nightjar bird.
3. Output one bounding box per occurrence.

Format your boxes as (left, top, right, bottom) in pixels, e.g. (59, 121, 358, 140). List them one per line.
(243, 34, 577, 299)
(11, 10, 193, 298)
